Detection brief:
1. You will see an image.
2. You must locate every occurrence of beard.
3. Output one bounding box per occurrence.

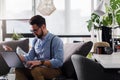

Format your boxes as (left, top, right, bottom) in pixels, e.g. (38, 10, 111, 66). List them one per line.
(36, 30, 44, 39)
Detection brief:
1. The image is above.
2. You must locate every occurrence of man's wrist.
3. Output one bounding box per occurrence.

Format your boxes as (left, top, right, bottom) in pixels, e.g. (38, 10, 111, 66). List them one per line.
(40, 60, 45, 65)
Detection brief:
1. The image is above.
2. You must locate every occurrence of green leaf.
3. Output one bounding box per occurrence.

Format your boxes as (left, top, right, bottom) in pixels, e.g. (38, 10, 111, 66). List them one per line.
(87, 20, 93, 32)
(116, 14, 120, 26)
(12, 33, 23, 40)
(110, 0, 120, 10)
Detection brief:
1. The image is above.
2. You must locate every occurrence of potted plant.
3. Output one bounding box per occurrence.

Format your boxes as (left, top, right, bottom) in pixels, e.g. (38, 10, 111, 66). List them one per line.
(87, 0, 120, 32)
(11, 28, 24, 40)
(87, 13, 100, 32)
(87, 13, 103, 42)
(111, 0, 120, 27)
(87, 0, 120, 48)
(12, 33, 23, 40)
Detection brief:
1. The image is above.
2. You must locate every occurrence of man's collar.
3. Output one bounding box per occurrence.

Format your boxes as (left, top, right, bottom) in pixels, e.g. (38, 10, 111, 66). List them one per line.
(43, 31, 50, 40)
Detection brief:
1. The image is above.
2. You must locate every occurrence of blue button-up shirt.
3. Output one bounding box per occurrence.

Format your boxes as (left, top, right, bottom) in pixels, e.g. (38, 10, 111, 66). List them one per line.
(24, 32, 64, 68)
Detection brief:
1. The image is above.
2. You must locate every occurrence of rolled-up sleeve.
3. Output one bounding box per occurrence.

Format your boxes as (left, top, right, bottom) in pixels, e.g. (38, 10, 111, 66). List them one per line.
(49, 37, 64, 68)
(24, 47, 36, 61)
(24, 38, 37, 61)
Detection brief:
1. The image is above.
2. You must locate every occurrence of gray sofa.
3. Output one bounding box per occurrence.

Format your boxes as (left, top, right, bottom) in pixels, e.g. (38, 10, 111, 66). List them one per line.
(0, 39, 29, 76)
(0, 39, 29, 53)
(61, 41, 93, 80)
(0, 39, 93, 80)
(71, 54, 114, 80)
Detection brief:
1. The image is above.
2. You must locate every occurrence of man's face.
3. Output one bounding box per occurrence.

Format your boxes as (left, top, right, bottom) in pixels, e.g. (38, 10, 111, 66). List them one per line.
(30, 24, 43, 38)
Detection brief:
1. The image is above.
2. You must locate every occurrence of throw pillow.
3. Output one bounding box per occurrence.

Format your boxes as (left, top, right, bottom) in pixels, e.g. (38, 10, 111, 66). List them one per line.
(61, 41, 93, 79)
(0, 39, 29, 53)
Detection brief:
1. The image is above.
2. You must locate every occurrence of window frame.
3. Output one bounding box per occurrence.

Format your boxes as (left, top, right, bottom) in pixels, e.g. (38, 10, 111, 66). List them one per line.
(1, 0, 96, 41)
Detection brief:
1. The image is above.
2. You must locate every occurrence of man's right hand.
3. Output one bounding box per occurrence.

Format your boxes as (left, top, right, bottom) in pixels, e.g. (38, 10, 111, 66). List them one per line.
(2, 45, 13, 51)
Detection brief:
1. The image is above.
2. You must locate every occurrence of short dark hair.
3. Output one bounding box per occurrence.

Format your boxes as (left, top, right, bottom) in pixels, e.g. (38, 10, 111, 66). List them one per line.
(29, 15, 46, 27)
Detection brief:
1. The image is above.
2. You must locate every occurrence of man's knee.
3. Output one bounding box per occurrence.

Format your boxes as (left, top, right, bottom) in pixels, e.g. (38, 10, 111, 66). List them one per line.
(15, 68, 29, 80)
(15, 68, 24, 73)
(31, 67, 44, 75)
(31, 67, 45, 80)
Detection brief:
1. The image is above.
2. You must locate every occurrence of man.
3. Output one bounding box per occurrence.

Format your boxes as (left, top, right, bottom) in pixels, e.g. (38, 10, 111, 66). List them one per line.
(5, 15, 64, 80)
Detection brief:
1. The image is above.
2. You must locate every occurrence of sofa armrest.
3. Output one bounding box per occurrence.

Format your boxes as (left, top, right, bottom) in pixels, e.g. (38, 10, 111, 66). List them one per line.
(71, 54, 114, 80)
(0, 39, 29, 53)
(61, 41, 93, 79)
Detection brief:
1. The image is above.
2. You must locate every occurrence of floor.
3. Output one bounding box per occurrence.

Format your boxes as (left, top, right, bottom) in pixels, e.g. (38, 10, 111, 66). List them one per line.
(0, 74, 15, 80)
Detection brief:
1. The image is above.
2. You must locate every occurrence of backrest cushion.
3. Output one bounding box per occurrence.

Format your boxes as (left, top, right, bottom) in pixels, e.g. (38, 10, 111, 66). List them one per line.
(0, 39, 29, 53)
(61, 41, 93, 79)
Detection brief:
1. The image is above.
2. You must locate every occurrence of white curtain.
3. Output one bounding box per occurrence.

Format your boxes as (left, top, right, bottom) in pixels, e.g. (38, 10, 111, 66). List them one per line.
(0, 0, 5, 18)
(0, 0, 6, 41)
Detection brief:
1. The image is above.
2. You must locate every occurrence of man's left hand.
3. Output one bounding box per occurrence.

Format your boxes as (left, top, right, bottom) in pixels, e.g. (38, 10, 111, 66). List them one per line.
(26, 60, 41, 69)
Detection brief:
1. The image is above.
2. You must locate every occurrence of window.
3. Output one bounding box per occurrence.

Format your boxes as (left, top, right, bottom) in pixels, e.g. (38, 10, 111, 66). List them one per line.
(3, 0, 33, 34)
(70, 0, 92, 35)
(5, 0, 33, 19)
(35, 0, 65, 35)
(0, 0, 97, 42)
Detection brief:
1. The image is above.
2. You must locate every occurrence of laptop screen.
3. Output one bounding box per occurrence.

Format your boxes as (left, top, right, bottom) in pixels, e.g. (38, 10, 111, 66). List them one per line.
(0, 52, 25, 68)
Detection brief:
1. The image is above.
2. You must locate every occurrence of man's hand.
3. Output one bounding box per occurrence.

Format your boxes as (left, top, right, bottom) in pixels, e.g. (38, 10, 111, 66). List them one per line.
(26, 60, 41, 69)
(2, 45, 13, 51)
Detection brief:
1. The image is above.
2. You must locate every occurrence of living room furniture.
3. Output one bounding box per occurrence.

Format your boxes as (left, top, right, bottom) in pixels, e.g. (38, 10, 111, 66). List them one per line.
(0, 39, 93, 80)
(0, 53, 10, 77)
(61, 41, 93, 80)
(92, 53, 120, 80)
(94, 42, 110, 53)
(93, 53, 120, 69)
(0, 39, 29, 53)
(71, 54, 114, 80)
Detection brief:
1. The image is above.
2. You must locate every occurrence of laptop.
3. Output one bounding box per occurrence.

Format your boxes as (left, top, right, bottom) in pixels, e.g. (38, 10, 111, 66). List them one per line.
(0, 52, 26, 68)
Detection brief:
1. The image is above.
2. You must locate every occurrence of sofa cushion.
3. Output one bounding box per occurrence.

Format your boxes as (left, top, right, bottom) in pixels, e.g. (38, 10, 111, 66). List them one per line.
(0, 39, 29, 53)
(61, 41, 93, 79)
